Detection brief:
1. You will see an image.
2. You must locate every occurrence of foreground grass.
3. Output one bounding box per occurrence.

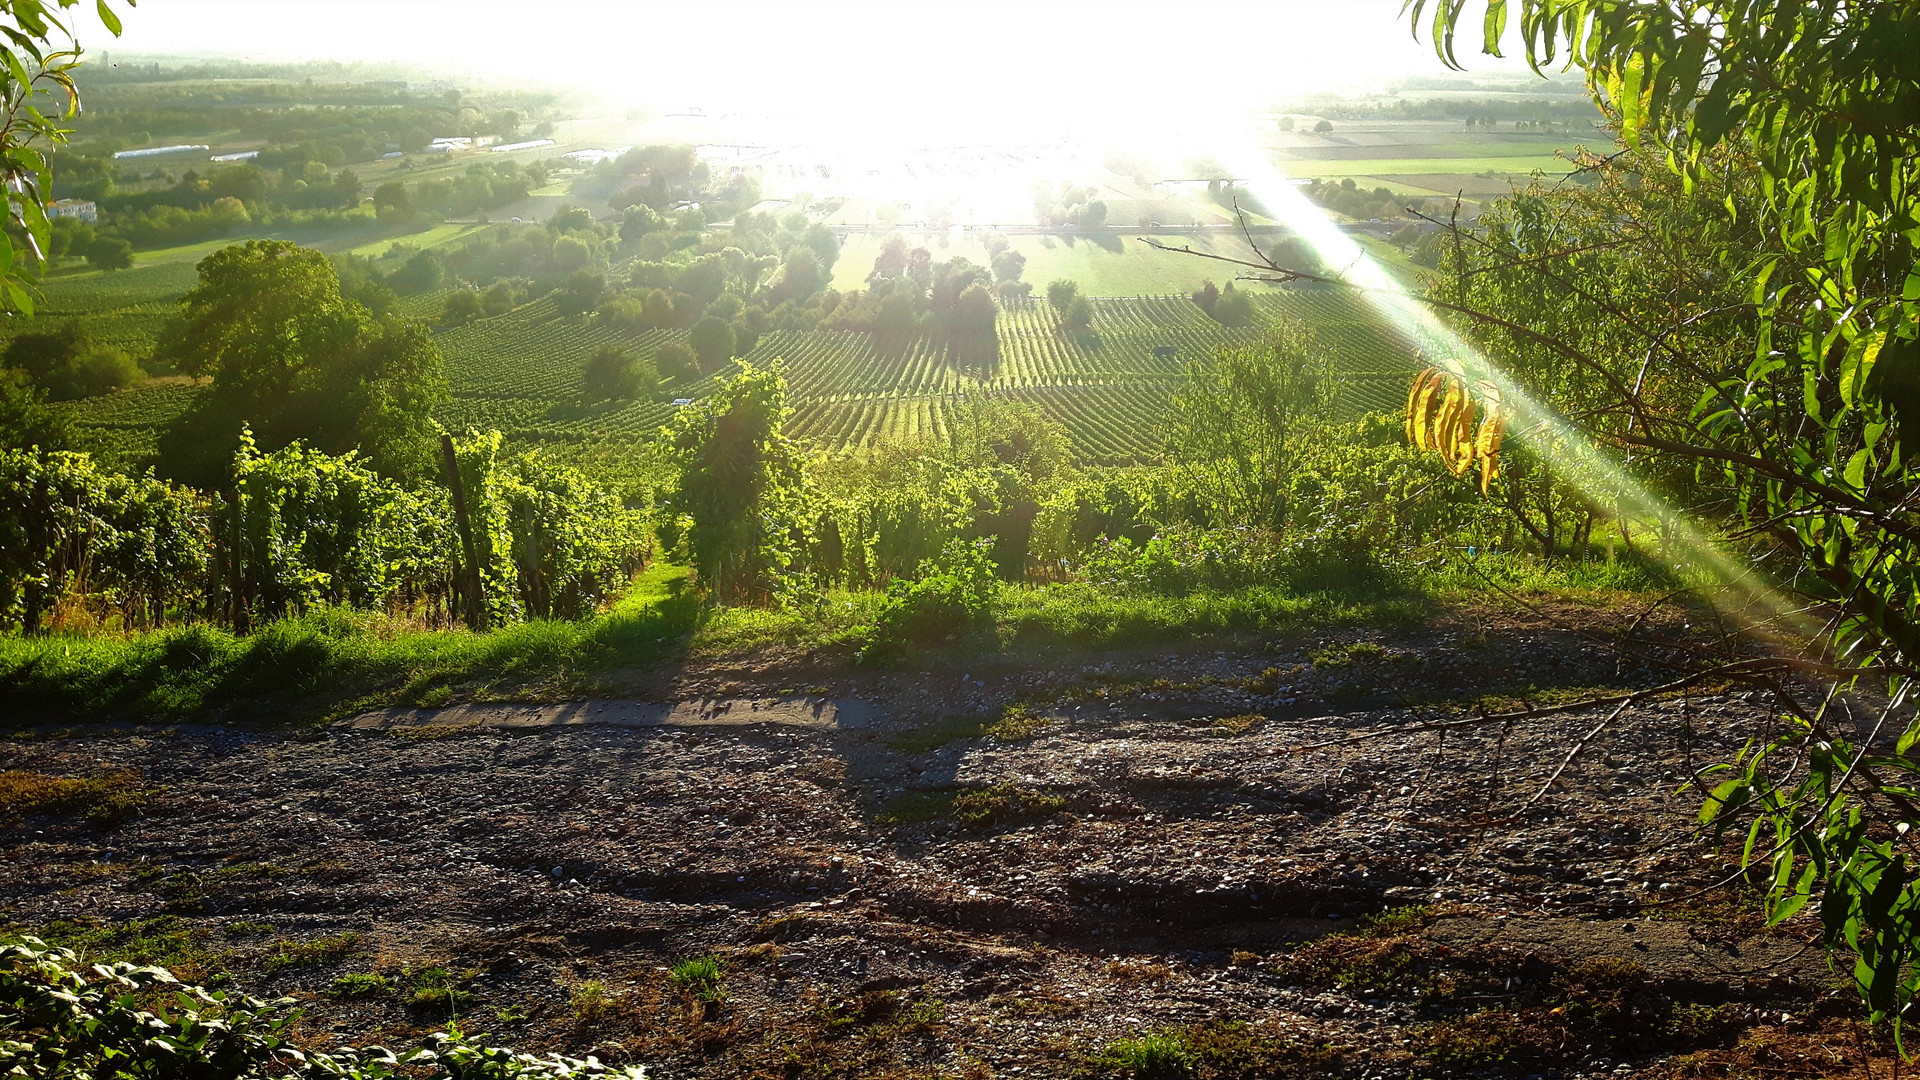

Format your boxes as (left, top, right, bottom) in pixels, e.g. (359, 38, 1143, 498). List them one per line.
(0, 563, 701, 725)
(0, 551, 1681, 725)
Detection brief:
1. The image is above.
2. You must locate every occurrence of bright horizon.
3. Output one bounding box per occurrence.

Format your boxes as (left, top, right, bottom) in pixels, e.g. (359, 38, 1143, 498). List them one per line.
(71, 0, 1553, 142)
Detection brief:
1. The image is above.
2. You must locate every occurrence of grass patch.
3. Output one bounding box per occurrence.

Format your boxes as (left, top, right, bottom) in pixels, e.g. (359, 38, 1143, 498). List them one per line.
(263, 931, 360, 973)
(982, 703, 1053, 740)
(949, 783, 1066, 829)
(0, 562, 700, 724)
(0, 769, 148, 825)
(1271, 905, 1441, 995)
(999, 583, 1425, 652)
(21, 916, 224, 981)
(405, 965, 474, 1012)
(1095, 1030, 1196, 1080)
(328, 972, 393, 1000)
(669, 955, 726, 1001)
(1090, 1020, 1351, 1079)
(569, 979, 615, 1023)
(1210, 712, 1263, 735)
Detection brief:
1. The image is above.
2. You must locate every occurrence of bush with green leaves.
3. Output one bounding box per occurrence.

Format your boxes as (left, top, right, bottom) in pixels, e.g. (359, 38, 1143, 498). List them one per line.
(865, 538, 999, 656)
(452, 429, 652, 623)
(665, 360, 808, 603)
(0, 428, 647, 634)
(0, 936, 647, 1078)
(0, 447, 209, 632)
(232, 429, 450, 621)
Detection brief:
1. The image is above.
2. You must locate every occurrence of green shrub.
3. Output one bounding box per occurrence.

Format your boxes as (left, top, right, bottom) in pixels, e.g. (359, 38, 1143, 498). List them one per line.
(864, 538, 998, 658)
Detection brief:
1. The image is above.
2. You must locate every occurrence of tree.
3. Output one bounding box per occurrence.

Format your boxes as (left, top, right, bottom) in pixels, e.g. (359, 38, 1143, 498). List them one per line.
(1404, 0, 1920, 1033)
(1046, 279, 1078, 311)
(0, 368, 67, 450)
(657, 341, 699, 381)
(689, 315, 736, 367)
(1278, 116, 1296, 132)
(666, 360, 807, 602)
(1166, 319, 1332, 530)
(372, 181, 410, 220)
(1191, 279, 1219, 316)
(553, 271, 605, 316)
(1061, 295, 1093, 333)
(991, 249, 1027, 284)
(84, 236, 131, 271)
(154, 240, 447, 485)
(1210, 281, 1255, 327)
(442, 289, 485, 326)
(1312, 119, 1332, 133)
(582, 345, 654, 401)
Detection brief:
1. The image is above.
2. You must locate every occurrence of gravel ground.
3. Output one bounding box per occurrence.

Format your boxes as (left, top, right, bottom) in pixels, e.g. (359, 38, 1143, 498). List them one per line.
(1, 609, 1865, 1078)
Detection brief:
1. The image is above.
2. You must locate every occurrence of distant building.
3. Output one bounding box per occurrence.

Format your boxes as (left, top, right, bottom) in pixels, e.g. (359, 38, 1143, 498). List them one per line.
(210, 150, 259, 163)
(112, 144, 210, 160)
(47, 199, 95, 223)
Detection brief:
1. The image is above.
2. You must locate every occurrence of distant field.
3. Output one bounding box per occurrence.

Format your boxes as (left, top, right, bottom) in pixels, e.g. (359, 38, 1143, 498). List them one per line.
(1272, 156, 1574, 180)
(42, 231, 1424, 470)
(828, 231, 1269, 298)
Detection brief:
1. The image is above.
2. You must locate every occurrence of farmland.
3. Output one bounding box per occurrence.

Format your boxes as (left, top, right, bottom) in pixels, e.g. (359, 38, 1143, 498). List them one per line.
(50, 281, 1416, 469)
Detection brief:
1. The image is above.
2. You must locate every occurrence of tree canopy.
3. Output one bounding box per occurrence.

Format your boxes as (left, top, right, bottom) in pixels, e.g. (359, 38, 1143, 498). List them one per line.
(156, 240, 447, 486)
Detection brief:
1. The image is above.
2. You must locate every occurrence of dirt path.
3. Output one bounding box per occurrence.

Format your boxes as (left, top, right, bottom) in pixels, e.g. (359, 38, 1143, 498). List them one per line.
(1, 619, 1860, 1078)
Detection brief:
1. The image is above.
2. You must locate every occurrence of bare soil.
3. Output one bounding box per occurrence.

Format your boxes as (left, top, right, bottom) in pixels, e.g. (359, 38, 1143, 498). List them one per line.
(1, 604, 1875, 1079)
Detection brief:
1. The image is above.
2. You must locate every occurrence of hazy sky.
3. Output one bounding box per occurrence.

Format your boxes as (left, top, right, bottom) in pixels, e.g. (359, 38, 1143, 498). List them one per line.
(73, 0, 1544, 122)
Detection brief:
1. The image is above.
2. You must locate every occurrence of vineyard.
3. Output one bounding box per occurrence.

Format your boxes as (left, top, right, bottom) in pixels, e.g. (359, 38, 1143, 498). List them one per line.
(422, 289, 1420, 464)
(45, 284, 1420, 467)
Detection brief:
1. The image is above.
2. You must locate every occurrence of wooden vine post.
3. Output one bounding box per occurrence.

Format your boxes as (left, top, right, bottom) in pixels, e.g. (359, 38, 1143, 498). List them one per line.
(440, 432, 489, 632)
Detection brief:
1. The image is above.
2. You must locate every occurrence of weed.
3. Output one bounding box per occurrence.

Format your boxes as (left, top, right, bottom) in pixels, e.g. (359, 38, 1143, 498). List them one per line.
(1104, 959, 1173, 982)
(1210, 712, 1263, 735)
(223, 920, 275, 938)
(406, 965, 474, 1011)
(821, 990, 902, 1033)
(1359, 904, 1430, 935)
(1178, 1020, 1349, 1078)
(328, 971, 393, 1000)
(495, 1004, 531, 1024)
(670, 955, 725, 1002)
(949, 783, 1066, 829)
(990, 986, 1083, 1018)
(570, 979, 615, 1023)
(1416, 1006, 1558, 1068)
(1095, 1030, 1196, 1080)
(752, 914, 812, 943)
(902, 997, 944, 1032)
(983, 704, 1053, 741)
(0, 769, 149, 825)
(263, 931, 360, 973)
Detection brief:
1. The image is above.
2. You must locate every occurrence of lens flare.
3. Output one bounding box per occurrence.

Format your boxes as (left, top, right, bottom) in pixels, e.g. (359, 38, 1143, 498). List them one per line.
(1203, 140, 1803, 635)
